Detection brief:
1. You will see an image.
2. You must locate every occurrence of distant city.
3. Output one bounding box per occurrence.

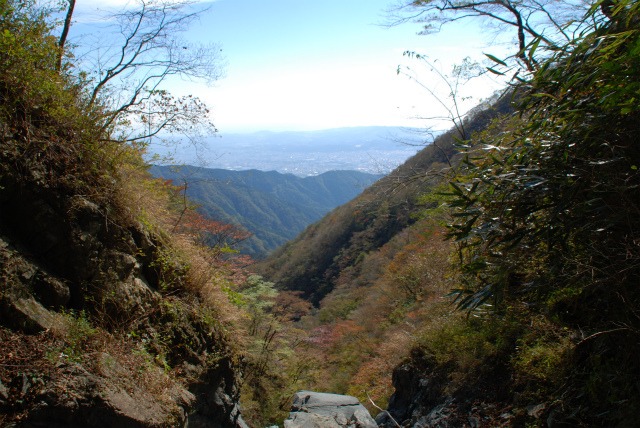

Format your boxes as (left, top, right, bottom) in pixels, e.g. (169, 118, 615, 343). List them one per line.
(149, 126, 430, 176)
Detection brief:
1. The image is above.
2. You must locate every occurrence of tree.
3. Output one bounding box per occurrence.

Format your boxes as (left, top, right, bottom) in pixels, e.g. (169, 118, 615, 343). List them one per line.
(0, 0, 104, 178)
(65, 0, 224, 143)
(447, 0, 640, 314)
(441, 3, 640, 421)
(56, 0, 75, 72)
(389, 0, 592, 73)
(180, 210, 252, 254)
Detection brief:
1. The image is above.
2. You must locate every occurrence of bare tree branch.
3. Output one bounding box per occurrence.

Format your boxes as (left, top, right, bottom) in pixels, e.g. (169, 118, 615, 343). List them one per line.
(366, 392, 402, 428)
(389, 0, 591, 73)
(71, 0, 224, 143)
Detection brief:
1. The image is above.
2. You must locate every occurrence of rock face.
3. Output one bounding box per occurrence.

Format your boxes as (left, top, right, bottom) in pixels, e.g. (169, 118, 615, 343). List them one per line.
(375, 350, 448, 428)
(377, 349, 520, 428)
(283, 391, 377, 428)
(21, 357, 195, 428)
(0, 173, 247, 427)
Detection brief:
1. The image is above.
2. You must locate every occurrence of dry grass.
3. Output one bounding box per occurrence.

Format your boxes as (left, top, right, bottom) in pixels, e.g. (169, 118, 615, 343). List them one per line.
(115, 154, 248, 330)
(45, 312, 183, 400)
(0, 327, 65, 424)
(279, 219, 460, 413)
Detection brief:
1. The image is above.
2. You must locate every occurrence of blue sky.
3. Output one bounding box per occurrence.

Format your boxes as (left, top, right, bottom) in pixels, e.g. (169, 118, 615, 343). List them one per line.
(73, 0, 506, 133)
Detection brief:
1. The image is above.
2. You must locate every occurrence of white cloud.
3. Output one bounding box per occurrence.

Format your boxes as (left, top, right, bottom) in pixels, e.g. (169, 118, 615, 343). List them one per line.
(70, 0, 506, 133)
(172, 54, 503, 133)
(74, 0, 216, 19)
(78, 0, 214, 8)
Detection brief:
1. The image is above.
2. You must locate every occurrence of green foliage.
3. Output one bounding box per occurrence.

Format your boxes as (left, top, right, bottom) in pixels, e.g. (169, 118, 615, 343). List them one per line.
(59, 310, 97, 362)
(390, 308, 575, 427)
(0, 1, 60, 108)
(238, 275, 277, 314)
(317, 296, 359, 323)
(439, 2, 640, 423)
(151, 166, 381, 258)
(416, 313, 518, 377)
(235, 275, 309, 425)
(0, 0, 116, 201)
(513, 337, 569, 383)
(448, 1, 640, 316)
(414, 181, 453, 224)
(149, 246, 188, 291)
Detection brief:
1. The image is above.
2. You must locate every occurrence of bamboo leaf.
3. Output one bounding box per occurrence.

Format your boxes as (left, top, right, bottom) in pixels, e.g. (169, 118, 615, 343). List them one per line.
(484, 53, 507, 66)
(486, 67, 506, 76)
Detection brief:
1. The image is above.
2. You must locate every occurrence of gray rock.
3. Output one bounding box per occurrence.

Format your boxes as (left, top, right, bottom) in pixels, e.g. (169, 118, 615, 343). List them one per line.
(185, 357, 250, 428)
(413, 399, 455, 428)
(1, 296, 60, 333)
(21, 372, 31, 397)
(527, 403, 546, 419)
(26, 359, 191, 427)
(0, 181, 249, 427)
(33, 273, 70, 309)
(0, 379, 9, 405)
(284, 391, 378, 428)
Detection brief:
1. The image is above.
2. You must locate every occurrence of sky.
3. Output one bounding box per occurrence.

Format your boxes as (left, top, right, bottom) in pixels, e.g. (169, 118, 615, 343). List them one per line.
(72, 0, 508, 134)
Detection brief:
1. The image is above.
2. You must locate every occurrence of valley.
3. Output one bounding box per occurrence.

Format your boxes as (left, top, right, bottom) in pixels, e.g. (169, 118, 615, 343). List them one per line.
(1, 1, 639, 428)
(150, 166, 383, 257)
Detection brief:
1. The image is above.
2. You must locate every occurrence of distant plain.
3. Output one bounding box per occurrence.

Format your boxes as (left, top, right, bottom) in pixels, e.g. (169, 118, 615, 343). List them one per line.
(150, 126, 426, 176)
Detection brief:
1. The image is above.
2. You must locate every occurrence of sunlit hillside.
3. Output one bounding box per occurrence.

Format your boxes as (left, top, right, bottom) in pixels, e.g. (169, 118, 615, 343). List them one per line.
(150, 166, 382, 257)
(2, 1, 640, 427)
(252, 2, 640, 426)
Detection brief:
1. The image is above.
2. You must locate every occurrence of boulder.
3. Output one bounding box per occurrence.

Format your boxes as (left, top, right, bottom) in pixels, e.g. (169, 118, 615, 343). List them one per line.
(1, 296, 61, 334)
(378, 350, 448, 427)
(24, 357, 192, 428)
(284, 391, 377, 428)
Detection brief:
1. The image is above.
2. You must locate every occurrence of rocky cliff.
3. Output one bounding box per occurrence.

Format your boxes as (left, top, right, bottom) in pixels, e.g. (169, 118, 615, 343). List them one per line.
(0, 9, 248, 422)
(0, 150, 248, 427)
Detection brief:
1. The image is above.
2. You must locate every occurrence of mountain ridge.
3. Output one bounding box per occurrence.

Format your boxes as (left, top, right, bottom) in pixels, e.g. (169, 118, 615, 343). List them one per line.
(254, 94, 512, 304)
(150, 166, 383, 257)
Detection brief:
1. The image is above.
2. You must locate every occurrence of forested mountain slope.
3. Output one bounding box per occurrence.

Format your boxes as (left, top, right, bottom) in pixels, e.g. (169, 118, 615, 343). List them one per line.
(150, 166, 382, 257)
(255, 94, 513, 304)
(252, 3, 640, 427)
(4, 0, 640, 426)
